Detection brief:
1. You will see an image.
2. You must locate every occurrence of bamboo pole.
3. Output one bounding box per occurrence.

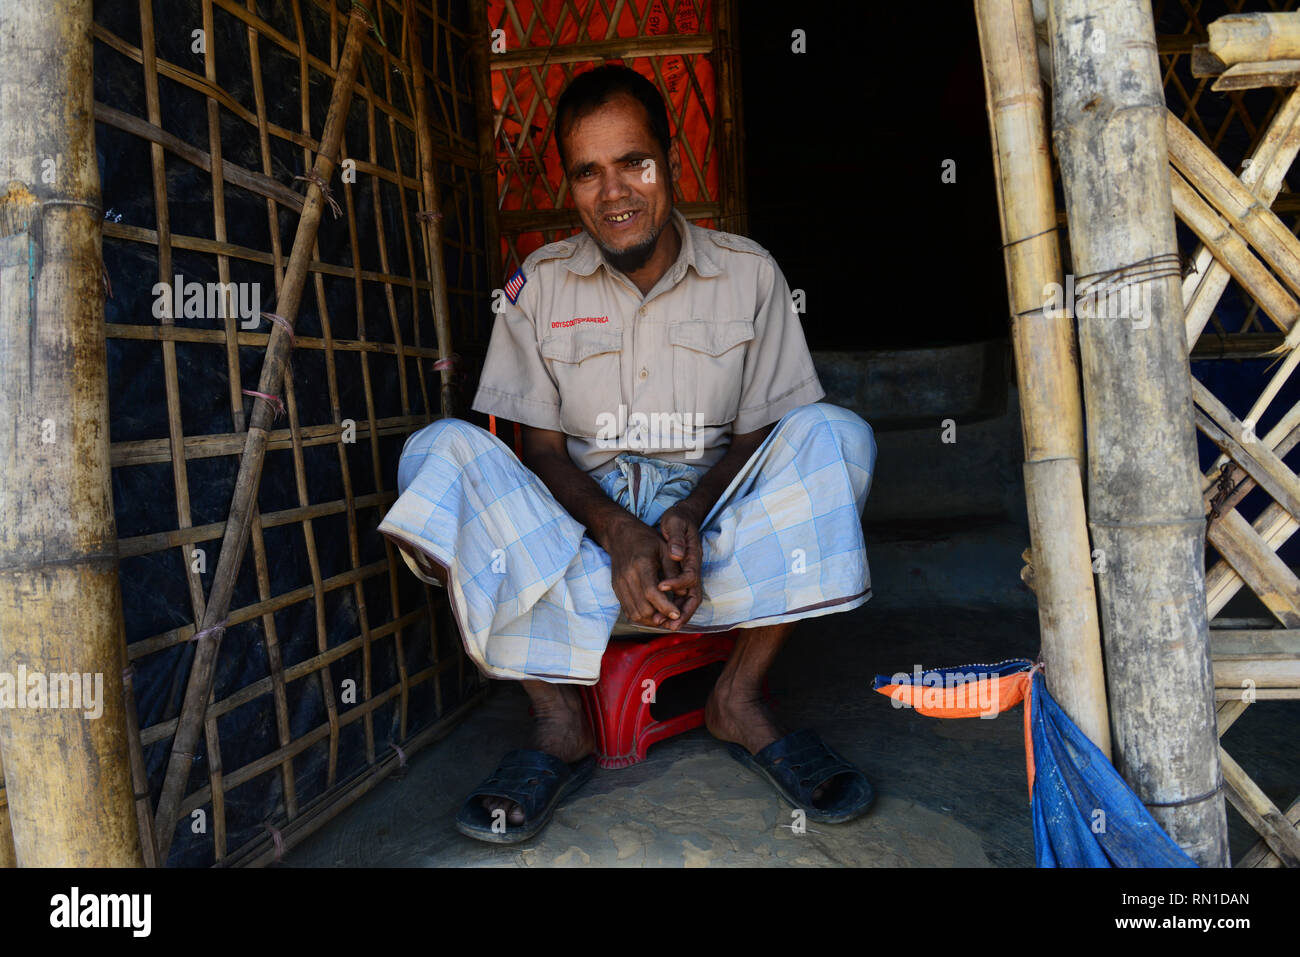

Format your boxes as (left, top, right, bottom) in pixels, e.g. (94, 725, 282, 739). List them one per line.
(405, 0, 455, 417)
(0, 0, 143, 866)
(467, 0, 503, 292)
(1209, 13, 1300, 67)
(151, 0, 374, 862)
(1168, 112, 1300, 310)
(715, 0, 748, 236)
(0, 746, 14, 867)
(1182, 87, 1300, 349)
(974, 0, 1110, 757)
(1047, 0, 1230, 866)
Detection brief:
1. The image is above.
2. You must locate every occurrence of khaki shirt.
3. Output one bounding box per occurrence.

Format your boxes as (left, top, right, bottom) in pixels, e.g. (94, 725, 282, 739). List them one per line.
(471, 209, 824, 479)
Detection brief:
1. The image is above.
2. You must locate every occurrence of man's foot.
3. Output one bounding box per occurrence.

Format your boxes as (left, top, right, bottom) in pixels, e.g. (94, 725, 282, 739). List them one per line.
(704, 679, 783, 756)
(706, 680, 829, 803)
(481, 684, 594, 826)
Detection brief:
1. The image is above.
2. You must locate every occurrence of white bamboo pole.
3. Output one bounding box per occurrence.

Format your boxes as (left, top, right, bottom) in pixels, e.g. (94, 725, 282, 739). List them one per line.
(1048, 0, 1230, 866)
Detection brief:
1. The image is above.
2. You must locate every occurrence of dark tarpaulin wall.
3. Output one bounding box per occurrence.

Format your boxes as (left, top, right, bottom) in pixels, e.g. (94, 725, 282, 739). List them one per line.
(92, 0, 491, 866)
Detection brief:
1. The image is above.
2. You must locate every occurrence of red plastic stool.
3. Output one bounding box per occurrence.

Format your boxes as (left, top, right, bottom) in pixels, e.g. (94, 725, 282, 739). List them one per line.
(579, 630, 736, 769)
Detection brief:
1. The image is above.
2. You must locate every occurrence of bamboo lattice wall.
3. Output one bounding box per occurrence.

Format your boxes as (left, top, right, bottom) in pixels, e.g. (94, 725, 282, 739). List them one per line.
(1149, 0, 1300, 865)
(87, 0, 488, 866)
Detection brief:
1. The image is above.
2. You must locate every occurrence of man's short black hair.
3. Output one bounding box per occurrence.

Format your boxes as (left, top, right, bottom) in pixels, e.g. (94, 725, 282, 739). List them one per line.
(554, 64, 672, 175)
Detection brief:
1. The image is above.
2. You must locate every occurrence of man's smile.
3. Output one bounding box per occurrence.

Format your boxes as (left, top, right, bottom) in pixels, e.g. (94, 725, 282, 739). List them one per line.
(603, 209, 642, 227)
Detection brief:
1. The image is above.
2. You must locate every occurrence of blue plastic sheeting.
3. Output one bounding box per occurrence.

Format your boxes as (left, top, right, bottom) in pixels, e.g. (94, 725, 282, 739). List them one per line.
(1029, 672, 1196, 868)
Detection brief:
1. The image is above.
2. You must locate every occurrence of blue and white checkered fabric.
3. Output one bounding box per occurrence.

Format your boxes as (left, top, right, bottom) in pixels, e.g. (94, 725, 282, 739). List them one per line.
(379, 402, 876, 684)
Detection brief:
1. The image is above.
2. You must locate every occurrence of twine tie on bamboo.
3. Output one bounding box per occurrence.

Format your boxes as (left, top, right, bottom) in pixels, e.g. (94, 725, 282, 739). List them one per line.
(241, 389, 286, 420)
(263, 822, 285, 861)
(1072, 253, 1183, 306)
(261, 311, 295, 348)
(293, 170, 342, 219)
(416, 209, 443, 225)
(189, 620, 229, 643)
(432, 353, 459, 371)
(392, 742, 407, 767)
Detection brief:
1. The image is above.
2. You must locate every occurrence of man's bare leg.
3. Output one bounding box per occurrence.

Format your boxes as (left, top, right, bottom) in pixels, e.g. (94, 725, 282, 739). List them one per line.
(481, 680, 595, 825)
(410, 550, 596, 826)
(707, 619, 837, 801)
(704, 620, 795, 755)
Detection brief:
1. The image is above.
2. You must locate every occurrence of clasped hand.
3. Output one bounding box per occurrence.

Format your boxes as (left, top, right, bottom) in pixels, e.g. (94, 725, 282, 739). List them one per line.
(606, 502, 703, 630)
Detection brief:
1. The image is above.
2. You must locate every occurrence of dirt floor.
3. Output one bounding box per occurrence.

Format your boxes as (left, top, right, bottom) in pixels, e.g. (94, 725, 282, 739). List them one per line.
(282, 598, 1299, 868)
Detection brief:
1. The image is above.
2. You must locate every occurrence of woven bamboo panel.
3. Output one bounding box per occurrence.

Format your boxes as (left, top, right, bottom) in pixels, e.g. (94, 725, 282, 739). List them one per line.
(482, 0, 743, 275)
(1157, 0, 1300, 348)
(92, 0, 487, 866)
(1149, 0, 1300, 866)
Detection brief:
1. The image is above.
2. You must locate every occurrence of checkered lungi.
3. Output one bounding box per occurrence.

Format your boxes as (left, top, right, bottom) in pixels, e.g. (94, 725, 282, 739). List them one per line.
(378, 402, 876, 684)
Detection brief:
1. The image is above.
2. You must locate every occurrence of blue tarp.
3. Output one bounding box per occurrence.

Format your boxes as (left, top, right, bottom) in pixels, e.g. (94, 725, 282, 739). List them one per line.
(1029, 672, 1196, 867)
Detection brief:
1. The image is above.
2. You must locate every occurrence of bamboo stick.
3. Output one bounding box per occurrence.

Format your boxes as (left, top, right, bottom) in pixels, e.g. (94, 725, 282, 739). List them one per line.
(1219, 746, 1300, 866)
(221, 689, 486, 868)
(490, 33, 714, 71)
(0, 746, 14, 867)
(1193, 381, 1300, 521)
(467, 0, 504, 310)
(1183, 88, 1300, 349)
(1048, 0, 1229, 866)
(1238, 795, 1300, 866)
(1209, 13, 1300, 67)
(0, 0, 143, 866)
(975, 0, 1110, 758)
(151, 0, 375, 862)
(1208, 509, 1300, 627)
(1169, 169, 1300, 335)
(406, 0, 456, 416)
(1169, 112, 1300, 308)
(716, 0, 748, 236)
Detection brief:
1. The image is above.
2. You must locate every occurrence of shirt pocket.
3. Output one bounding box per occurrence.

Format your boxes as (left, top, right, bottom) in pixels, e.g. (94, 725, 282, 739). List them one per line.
(539, 329, 624, 437)
(668, 318, 755, 426)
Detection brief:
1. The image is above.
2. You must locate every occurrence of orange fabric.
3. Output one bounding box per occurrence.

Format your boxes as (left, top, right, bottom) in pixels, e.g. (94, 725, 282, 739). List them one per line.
(1023, 673, 1035, 800)
(489, 0, 718, 265)
(874, 670, 1036, 802)
(873, 671, 1029, 720)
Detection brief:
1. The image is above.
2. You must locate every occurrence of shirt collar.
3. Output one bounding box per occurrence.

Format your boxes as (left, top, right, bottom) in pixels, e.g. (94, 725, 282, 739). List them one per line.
(563, 208, 722, 281)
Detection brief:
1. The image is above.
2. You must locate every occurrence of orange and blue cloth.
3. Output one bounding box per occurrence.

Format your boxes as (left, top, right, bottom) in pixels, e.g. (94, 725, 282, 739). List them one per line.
(873, 660, 1196, 867)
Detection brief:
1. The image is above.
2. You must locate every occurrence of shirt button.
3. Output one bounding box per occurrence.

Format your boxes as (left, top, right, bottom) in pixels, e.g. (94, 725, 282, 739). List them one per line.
(638, 307, 647, 317)
(639, 367, 648, 379)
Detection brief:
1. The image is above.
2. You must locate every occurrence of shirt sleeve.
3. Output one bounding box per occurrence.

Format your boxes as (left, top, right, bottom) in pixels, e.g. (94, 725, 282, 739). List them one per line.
(469, 274, 563, 431)
(732, 255, 825, 435)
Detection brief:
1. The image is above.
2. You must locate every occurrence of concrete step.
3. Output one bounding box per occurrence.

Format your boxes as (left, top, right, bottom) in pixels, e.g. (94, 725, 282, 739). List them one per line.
(864, 515, 1035, 610)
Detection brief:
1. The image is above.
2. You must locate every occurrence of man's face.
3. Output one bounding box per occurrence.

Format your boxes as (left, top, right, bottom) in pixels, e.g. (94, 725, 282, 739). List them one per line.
(561, 94, 677, 274)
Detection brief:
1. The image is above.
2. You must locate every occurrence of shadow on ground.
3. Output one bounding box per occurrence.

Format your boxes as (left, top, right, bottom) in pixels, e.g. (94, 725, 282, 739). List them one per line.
(285, 603, 1051, 867)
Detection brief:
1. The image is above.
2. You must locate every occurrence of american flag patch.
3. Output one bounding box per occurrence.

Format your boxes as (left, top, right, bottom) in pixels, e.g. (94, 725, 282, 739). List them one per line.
(504, 268, 527, 304)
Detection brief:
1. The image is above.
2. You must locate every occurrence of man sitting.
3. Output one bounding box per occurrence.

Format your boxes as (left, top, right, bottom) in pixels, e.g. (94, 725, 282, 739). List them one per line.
(380, 64, 878, 844)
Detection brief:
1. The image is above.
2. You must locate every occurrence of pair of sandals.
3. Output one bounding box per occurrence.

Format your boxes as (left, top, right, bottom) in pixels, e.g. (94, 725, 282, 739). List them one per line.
(455, 728, 874, 844)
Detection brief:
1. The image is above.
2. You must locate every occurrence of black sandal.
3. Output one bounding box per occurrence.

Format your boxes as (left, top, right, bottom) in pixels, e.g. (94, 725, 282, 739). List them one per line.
(727, 729, 874, 824)
(455, 749, 597, 844)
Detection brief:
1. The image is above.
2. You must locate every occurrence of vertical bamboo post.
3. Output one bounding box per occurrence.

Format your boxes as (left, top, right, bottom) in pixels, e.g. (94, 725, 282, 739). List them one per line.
(975, 0, 1111, 758)
(467, 0, 503, 289)
(1047, 0, 1229, 865)
(151, 1, 374, 862)
(715, 0, 747, 236)
(0, 746, 14, 867)
(405, 0, 456, 417)
(0, 0, 143, 866)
